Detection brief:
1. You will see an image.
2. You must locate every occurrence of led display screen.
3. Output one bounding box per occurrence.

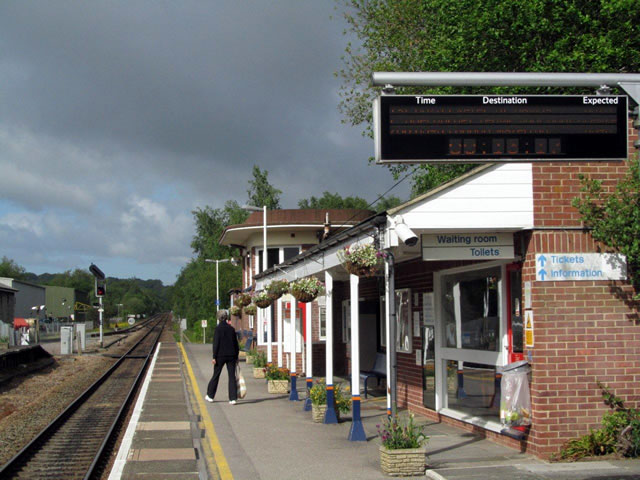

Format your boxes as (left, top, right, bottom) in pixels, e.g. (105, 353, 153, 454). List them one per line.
(374, 95, 628, 163)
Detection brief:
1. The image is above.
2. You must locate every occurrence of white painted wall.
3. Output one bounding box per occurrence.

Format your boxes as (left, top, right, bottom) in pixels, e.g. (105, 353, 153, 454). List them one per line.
(392, 163, 533, 233)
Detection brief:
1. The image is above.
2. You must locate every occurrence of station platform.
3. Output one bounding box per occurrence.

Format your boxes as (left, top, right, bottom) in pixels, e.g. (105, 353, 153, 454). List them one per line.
(109, 342, 640, 480)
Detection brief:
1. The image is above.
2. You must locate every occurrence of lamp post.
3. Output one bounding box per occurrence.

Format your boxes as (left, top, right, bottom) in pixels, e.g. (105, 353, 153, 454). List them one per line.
(205, 258, 236, 313)
(242, 204, 270, 362)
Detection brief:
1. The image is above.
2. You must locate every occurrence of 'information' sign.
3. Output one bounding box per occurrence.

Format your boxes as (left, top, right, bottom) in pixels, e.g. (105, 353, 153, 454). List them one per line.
(535, 253, 627, 282)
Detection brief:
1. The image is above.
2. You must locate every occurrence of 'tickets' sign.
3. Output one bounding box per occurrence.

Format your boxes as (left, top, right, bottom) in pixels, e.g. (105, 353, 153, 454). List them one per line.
(422, 232, 514, 261)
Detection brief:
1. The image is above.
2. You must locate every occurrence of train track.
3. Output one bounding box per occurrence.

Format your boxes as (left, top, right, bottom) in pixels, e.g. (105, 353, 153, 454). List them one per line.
(0, 313, 170, 479)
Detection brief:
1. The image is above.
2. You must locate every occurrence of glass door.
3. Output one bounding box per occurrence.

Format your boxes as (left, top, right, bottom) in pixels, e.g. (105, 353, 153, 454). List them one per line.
(438, 265, 503, 420)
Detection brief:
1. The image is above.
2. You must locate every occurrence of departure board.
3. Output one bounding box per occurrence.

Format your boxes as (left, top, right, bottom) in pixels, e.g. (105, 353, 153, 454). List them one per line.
(374, 95, 628, 163)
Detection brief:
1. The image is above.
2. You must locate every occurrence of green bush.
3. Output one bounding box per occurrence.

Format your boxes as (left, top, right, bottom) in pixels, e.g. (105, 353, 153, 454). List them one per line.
(252, 351, 267, 368)
(377, 414, 428, 450)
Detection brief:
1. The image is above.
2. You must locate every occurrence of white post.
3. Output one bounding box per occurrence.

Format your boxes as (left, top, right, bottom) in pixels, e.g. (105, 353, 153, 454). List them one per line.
(289, 297, 299, 400)
(304, 301, 312, 410)
(290, 300, 296, 374)
(348, 273, 365, 440)
(323, 271, 337, 423)
(277, 298, 283, 368)
(267, 304, 272, 363)
(325, 272, 334, 384)
(350, 274, 360, 398)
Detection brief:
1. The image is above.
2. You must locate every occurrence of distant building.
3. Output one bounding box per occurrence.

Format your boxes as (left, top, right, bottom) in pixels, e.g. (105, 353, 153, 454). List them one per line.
(0, 281, 17, 339)
(0, 278, 46, 319)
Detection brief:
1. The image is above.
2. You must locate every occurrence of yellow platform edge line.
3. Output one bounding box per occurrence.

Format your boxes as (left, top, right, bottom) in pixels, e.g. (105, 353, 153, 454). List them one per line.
(178, 342, 234, 480)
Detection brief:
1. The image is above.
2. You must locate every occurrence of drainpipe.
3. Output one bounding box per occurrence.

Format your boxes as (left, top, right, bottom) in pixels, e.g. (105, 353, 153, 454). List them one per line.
(386, 251, 397, 417)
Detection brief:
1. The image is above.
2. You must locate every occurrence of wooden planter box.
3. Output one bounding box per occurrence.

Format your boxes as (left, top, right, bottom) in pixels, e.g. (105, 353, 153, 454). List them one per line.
(379, 445, 427, 477)
(253, 367, 265, 379)
(267, 379, 289, 394)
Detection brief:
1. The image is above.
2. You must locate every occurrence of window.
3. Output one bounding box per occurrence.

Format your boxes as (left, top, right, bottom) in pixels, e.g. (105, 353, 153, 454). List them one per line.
(442, 267, 501, 352)
(395, 289, 412, 353)
(317, 295, 327, 340)
(256, 246, 301, 274)
(380, 296, 386, 347)
(342, 300, 350, 343)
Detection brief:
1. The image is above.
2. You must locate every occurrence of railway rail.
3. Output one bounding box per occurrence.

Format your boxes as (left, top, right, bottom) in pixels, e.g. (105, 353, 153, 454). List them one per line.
(0, 313, 170, 479)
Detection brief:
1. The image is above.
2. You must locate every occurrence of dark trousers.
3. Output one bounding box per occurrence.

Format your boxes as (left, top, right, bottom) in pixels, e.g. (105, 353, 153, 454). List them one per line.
(207, 357, 237, 401)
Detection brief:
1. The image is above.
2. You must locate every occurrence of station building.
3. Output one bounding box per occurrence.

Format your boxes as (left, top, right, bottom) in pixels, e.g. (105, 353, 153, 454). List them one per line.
(221, 135, 638, 458)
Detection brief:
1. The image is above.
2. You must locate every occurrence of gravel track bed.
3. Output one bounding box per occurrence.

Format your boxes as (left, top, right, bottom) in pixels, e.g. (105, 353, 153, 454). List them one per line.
(0, 329, 149, 466)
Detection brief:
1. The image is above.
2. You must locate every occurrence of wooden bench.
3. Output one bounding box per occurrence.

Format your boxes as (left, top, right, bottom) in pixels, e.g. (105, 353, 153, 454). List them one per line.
(360, 352, 386, 398)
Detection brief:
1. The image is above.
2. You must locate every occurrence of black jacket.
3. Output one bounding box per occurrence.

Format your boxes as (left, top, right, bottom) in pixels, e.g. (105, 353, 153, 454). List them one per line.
(212, 321, 239, 360)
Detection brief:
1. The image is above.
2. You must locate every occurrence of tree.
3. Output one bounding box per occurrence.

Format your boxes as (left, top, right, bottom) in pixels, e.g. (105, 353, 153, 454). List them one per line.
(191, 201, 248, 260)
(337, 0, 640, 195)
(298, 191, 370, 210)
(247, 165, 282, 209)
(572, 156, 640, 300)
(298, 191, 403, 213)
(0, 257, 27, 280)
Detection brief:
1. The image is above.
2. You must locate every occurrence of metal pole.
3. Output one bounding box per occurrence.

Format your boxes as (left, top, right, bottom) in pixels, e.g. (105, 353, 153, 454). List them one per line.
(216, 260, 220, 313)
(387, 253, 397, 417)
(99, 296, 103, 348)
(372, 71, 640, 87)
(264, 206, 272, 364)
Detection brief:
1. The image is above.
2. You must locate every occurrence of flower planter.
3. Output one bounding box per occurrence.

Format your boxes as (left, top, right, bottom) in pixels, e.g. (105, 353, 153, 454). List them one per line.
(290, 290, 317, 303)
(246, 356, 254, 365)
(267, 379, 289, 394)
(255, 298, 272, 309)
(253, 367, 265, 379)
(311, 403, 340, 423)
(379, 445, 427, 477)
(343, 260, 378, 277)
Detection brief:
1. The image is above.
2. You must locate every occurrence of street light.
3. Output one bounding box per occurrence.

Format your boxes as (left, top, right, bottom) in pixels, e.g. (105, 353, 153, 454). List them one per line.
(205, 258, 238, 313)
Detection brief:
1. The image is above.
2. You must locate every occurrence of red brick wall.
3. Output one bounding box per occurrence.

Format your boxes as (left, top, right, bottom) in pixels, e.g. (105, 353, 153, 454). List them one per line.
(524, 121, 640, 458)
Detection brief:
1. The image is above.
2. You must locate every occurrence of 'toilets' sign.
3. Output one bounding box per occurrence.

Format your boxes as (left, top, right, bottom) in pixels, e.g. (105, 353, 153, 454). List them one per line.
(535, 253, 627, 281)
(422, 233, 514, 261)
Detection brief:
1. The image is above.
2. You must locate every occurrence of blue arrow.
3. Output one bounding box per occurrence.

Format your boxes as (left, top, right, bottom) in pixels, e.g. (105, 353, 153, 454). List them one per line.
(538, 254, 547, 267)
(538, 269, 547, 281)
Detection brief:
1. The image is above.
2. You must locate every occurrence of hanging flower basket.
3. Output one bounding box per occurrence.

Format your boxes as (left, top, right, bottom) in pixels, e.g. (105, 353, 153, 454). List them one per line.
(253, 291, 273, 309)
(289, 277, 324, 303)
(266, 279, 289, 300)
(234, 292, 252, 307)
(337, 244, 387, 277)
(229, 305, 242, 317)
(244, 304, 257, 316)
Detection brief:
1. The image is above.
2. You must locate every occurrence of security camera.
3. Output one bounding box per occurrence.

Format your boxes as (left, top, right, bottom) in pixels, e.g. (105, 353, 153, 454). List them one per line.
(395, 222, 419, 247)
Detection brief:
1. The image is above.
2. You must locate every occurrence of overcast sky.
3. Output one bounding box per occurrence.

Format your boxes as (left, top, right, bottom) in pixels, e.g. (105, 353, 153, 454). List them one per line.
(0, 1, 409, 285)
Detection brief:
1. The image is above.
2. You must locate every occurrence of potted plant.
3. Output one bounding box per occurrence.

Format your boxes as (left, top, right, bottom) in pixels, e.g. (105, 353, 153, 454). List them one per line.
(252, 351, 267, 378)
(244, 303, 257, 316)
(265, 363, 290, 394)
(229, 305, 242, 317)
(309, 379, 351, 423)
(289, 277, 324, 303)
(246, 347, 258, 365)
(235, 292, 252, 307)
(337, 243, 387, 277)
(0, 336, 8, 351)
(377, 414, 429, 476)
(266, 279, 289, 300)
(253, 290, 273, 309)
